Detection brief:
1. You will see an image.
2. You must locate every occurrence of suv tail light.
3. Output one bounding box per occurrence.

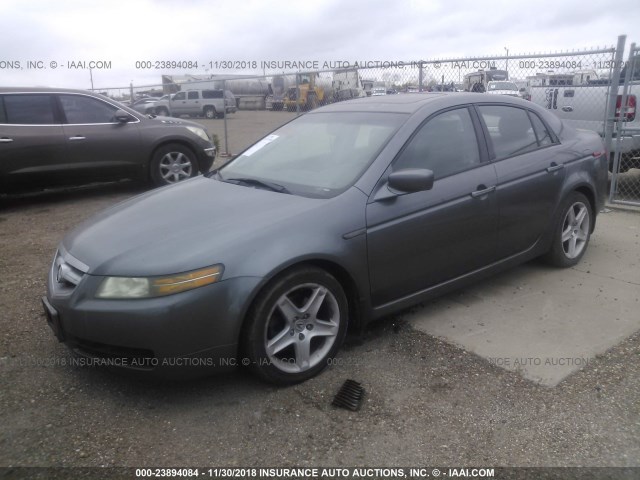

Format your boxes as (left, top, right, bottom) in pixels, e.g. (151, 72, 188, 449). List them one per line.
(615, 94, 636, 121)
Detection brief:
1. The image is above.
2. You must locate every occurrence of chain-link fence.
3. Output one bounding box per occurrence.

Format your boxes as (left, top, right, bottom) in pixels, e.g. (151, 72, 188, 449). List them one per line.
(609, 42, 640, 206)
(93, 38, 640, 204)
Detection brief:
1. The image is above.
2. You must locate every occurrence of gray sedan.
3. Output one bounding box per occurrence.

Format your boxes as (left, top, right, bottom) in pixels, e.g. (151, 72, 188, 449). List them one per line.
(44, 93, 607, 385)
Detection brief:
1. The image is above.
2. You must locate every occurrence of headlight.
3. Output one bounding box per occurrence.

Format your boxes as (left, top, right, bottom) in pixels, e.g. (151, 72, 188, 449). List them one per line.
(96, 265, 223, 299)
(186, 126, 210, 142)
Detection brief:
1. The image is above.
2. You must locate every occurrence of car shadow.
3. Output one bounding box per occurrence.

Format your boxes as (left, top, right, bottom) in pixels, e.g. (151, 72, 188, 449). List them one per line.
(0, 180, 149, 212)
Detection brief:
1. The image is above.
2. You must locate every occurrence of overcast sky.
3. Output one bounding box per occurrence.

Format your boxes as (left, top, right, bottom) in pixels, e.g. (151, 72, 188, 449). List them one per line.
(1, 0, 640, 91)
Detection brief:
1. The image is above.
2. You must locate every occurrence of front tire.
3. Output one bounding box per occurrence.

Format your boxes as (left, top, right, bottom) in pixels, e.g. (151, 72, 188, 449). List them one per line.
(156, 107, 169, 117)
(150, 143, 198, 187)
(543, 192, 592, 267)
(242, 267, 348, 385)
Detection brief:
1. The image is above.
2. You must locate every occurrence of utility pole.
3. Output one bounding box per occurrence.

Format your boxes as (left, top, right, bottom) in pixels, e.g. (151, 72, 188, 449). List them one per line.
(504, 47, 509, 79)
(89, 68, 94, 90)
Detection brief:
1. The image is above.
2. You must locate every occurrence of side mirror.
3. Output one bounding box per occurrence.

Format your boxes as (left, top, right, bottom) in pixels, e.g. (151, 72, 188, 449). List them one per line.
(388, 168, 434, 193)
(114, 110, 133, 123)
(374, 168, 435, 201)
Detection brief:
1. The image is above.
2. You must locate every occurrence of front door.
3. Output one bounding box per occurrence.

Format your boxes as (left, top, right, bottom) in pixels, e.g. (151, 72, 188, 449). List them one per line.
(367, 107, 499, 306)
(58, 94, 143, 182)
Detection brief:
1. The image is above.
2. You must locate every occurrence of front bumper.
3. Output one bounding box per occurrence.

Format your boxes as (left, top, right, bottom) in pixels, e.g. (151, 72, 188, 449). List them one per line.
(197, 146, 216, 173)
(45, 260, 261, 377)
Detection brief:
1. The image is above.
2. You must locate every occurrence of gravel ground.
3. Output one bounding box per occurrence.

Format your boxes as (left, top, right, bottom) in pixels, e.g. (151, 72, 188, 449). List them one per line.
(1, 183, 639, 472)
(0, 111, 639, 474)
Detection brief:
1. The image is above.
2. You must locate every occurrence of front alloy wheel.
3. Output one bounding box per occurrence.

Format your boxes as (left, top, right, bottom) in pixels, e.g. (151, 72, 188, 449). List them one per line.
(243, 267, 348, 384)
(150, 143, 198, 187)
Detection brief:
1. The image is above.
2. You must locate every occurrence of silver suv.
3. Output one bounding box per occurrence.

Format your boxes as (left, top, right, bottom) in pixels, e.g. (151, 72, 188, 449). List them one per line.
(153, 89, 237, 119)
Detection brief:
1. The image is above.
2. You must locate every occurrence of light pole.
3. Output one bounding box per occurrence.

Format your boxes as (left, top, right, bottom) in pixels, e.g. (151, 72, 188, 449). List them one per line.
(504, 47, 509, 79)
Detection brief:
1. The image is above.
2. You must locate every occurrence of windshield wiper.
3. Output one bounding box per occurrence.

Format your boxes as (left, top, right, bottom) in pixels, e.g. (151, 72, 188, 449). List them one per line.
(223, 177, 291, 194)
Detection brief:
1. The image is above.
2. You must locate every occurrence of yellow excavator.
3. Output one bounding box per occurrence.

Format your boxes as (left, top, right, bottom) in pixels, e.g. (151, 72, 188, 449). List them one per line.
(283, 73, 325, 111)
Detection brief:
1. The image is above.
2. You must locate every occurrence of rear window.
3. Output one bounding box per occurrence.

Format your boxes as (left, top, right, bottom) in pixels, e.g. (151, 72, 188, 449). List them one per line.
(3, 94, 56, 124)
(529, 112, 555, 146)
(0, 98, 6, 123)
(202, 90, 223, 99)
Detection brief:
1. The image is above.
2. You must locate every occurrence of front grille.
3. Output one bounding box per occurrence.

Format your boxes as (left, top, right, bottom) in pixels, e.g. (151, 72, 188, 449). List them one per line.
(52, 249, 88, 292)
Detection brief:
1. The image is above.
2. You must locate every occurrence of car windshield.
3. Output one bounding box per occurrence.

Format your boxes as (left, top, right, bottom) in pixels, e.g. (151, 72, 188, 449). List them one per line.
(488, 82, 518, 91)
(218, 112, 407, 198)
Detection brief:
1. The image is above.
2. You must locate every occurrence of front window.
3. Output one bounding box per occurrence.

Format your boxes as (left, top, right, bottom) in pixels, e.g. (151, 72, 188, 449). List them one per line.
(59, 95, 118, 124)
(393, 108, 481, 179)
(218, 112, 407, 198)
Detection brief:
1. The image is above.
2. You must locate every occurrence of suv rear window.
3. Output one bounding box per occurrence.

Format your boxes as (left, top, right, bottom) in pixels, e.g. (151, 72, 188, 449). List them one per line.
(202, 90, 223, 99)
(3, 95, 56, 124)
(0, 98, 6, 123)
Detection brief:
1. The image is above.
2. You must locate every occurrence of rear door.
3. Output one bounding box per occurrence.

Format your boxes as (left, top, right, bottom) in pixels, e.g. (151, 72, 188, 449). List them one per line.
(366, 106, 499, 306)
(0, 93, 68, 190)
(185, 91, 201, 116)
(58, 93, 143, 182)
(476, 104, 566, 258)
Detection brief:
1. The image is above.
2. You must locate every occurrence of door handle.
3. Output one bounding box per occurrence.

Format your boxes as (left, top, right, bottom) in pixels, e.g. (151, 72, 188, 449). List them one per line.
(471, 185, 496, 198)
(546, 163, 565, 173)
(561, 106, 573, 112)
(69, 136, 86, 141)
(0, 138, 14, 143)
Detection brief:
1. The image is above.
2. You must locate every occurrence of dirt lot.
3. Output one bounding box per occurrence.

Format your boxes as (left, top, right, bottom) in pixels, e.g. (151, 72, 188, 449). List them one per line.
(1, 111, 639, 475)
(198, 110, 298, 161)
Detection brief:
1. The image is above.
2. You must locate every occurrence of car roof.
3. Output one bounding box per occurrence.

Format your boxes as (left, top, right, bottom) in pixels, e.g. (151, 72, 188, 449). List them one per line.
(0, 87, 99, 94)
(314, 92, 532, 114)
(0, 87, 142, 116)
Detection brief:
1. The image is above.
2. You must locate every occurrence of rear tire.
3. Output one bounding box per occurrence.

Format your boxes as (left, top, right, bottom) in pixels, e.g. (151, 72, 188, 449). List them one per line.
(242, 267, 348, 385)
(204, 107, 216, 119)
(543, 192, 592, 267)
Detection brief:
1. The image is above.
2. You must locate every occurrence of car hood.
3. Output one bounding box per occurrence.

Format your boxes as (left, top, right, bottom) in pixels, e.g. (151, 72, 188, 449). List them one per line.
(487, 90, 519, 96)
(63, 177, 331, 277)
(145, 115, 203, 128)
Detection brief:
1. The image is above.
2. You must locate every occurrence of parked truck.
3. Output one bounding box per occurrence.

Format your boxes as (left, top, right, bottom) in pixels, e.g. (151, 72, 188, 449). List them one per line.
(152, 89, 236, 119)
(528, 60, 639, 171)
(332, 69, 367, 101)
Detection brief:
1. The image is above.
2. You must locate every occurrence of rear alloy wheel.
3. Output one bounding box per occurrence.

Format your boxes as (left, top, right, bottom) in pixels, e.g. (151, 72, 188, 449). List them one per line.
(150, 144, 198, 187)
(243, 267, 348, 385)
(544, 192, 592, 267)
(204, 107, 216, 119)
